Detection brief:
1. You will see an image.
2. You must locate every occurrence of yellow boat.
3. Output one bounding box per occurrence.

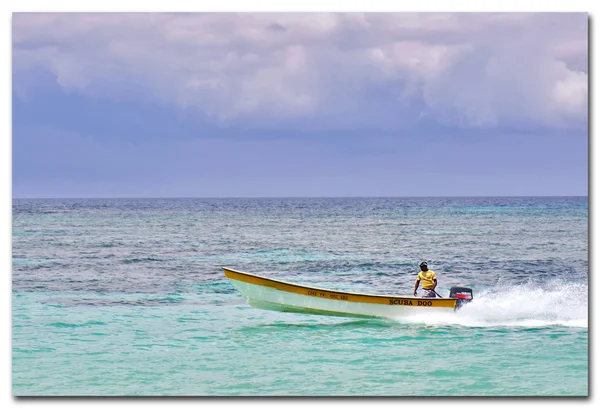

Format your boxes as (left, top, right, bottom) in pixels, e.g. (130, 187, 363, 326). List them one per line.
(223, 267, 473, 319)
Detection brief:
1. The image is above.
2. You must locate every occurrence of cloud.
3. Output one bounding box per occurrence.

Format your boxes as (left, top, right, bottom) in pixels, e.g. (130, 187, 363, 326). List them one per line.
(12, 12, 588, 130)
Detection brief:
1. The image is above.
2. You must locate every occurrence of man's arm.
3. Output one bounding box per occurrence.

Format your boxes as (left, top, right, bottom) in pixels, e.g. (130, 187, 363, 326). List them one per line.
(413, 279, 420, 296)
(432, 278, 438, 291)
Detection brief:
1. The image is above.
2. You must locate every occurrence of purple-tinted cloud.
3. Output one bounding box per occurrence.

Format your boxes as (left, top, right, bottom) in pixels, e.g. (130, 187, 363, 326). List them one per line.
(13, 12, 588, 131)
(11, 13, 588, 198)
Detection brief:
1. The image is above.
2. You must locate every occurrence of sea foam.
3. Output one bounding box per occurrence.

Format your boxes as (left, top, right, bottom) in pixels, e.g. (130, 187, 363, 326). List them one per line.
(393, 279, 588, 328)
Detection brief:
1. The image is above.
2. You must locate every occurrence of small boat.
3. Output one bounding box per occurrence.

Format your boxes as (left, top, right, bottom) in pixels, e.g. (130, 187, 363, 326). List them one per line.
(223, 267, 473, 319)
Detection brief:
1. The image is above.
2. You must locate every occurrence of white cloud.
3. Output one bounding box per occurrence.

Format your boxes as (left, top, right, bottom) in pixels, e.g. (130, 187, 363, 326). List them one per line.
(12, 12, 588, 130)
(553, 69, 588, 116)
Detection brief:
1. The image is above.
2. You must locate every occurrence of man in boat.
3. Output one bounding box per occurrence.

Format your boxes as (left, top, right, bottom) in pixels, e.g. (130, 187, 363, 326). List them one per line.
(413, 261, 437, 298)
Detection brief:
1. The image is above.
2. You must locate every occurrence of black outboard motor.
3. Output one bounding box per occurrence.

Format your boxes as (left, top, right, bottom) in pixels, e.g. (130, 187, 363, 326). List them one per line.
(449, 287, 474, 309)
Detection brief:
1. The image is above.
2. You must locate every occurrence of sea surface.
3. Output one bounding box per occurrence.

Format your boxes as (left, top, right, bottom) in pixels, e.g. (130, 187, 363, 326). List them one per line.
(12, 197, 588, 396)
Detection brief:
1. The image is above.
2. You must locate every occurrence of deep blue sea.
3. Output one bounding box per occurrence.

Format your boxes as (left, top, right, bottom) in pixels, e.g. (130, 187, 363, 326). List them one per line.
(12, 197, 588, 396)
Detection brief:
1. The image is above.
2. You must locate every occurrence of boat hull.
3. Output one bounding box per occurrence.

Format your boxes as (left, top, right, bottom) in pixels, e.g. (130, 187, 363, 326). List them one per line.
(224, 267, 459, 319)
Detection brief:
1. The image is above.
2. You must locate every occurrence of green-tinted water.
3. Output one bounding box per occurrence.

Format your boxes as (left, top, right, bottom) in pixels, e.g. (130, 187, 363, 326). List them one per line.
(12, 198, 588, 396)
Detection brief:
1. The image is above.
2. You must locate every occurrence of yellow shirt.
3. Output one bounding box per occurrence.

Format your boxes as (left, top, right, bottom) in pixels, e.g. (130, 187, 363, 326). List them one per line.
(417, 270, 437, 289)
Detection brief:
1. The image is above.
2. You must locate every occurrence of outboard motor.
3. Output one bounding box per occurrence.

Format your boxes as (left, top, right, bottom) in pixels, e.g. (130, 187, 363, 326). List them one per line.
(449, 287, 474, 309)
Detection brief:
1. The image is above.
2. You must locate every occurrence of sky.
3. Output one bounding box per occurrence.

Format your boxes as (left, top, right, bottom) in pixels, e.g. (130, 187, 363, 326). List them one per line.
(11, 12, 589, 197)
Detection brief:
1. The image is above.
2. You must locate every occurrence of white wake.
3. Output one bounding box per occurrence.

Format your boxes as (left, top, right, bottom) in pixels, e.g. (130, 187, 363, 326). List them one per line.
(393, 280, 588, 328)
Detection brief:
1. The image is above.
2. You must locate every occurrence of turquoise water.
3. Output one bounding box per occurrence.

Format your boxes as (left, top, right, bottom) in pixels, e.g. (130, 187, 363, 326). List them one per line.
(12, 197, 588, 396)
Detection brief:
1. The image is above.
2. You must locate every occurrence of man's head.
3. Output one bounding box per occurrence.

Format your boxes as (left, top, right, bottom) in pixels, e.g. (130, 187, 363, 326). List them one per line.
(419, 261, 428, 271)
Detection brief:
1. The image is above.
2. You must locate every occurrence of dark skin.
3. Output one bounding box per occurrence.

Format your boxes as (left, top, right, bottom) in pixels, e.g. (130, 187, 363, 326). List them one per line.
(413, 264, 437, 296)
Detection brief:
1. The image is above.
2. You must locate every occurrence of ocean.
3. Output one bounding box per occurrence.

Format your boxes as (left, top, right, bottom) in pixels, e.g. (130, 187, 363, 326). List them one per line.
(11, 197, 588, 396)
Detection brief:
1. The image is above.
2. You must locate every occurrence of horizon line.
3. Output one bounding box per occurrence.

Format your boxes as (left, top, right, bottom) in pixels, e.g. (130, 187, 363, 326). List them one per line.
(11, 195, 589, 199)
